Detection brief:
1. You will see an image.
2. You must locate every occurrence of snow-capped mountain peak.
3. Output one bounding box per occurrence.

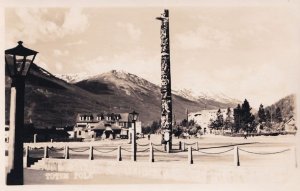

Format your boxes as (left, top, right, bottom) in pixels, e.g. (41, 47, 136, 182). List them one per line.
(174, 88, 240, 105)
(54, 73, 94, 83)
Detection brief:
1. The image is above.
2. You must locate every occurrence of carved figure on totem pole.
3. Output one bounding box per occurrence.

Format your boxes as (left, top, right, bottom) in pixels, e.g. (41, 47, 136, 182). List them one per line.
(156, 9, 172, 150)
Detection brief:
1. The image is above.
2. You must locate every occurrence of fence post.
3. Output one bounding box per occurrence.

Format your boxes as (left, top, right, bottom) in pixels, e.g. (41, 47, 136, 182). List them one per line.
(50, 139, 53, 143)
(182, 142, 185, 151)
(64, 146, 69, 159)
(234, 146, 240, 166)
(292, 146, 297, 168)
(150, 144, 154, 162)
(44, 145, 48, 159)
(33, 134, 37, 143)
(166, 142, 170, 153)
(188, 146, 193, 164)
(179, 141, 182, 150)
(117, 145, 122, 161)
(89, 146, 94, 160)
(24, 145, 29, 167)
(196, 142, 199, 150)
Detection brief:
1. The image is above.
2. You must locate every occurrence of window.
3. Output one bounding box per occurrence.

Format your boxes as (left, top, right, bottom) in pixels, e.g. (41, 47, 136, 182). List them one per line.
(78, 131, 81, 136)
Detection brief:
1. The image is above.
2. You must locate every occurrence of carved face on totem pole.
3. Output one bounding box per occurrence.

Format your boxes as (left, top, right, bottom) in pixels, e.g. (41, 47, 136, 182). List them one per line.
(156, 9, 172, 141)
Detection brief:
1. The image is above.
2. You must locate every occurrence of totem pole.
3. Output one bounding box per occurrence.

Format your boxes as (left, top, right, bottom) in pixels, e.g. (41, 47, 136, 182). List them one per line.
(156, 9, 172, 151)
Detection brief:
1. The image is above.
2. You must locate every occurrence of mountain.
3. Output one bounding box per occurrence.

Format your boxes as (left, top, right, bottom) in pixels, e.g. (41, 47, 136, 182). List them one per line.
(265, 94, 296, 121)
(5, 65, 238, 128)
(174, 88, 240, 106)
(54, 73, 94, 84)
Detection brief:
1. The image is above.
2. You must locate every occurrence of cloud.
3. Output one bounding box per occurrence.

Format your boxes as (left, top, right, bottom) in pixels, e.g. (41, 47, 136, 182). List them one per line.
(62, 8, 89, 34)
(55, 62, 63, 72)
(176, 26, 232, 50)
(80, 50, 160, 84)
(6, 8, 89, 45)
(117, 22, 141, 41)
(53, 49, 69, 57)
(65, 40, 87, 46)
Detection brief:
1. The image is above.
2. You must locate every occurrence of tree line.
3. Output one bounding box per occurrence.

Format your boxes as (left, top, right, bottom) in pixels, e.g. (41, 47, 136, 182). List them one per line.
(142, 99, 286, 135)
(209, 99, 284, 133)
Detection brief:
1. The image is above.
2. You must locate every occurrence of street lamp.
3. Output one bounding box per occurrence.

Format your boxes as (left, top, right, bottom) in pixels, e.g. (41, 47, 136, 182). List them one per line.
(129, 110, 139, 161)
(5, 41, 38, 185)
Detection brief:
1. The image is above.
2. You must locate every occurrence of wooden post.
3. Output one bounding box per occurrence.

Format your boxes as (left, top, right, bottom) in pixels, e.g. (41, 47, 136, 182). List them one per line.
(292, 146, 297, 168)
(44, 146, 48, 159)
(234, 146, 240, 166)
(117, 146, 122, 161)
(64, 146, 69, 159)
(131, 123, 137, 161)
(182, 142, 185, 151)
(89, 146, 94, 160)
(24, 146, 29, 168)
(50, 139, 53, 143)
(150, 144, 154, 162)
(196, 142, 199, 150)
(166, 142, 170, 153)
(179, 141, 182, 150)
(188, 146, 193, 164)
(33, 134, 37, 143)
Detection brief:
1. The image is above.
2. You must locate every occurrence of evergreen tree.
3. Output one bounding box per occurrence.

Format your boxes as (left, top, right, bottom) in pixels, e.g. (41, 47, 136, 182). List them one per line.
(217, 109, 224, 126)
(188, 119, 196, 126)
(224, 107, 233, 131)
(180, 119, 188, 127)
(258, 104, 266, 123)
(233, 100, 255, 132)
(265, 109, 271, 122)
(240, 99, 255, 131)
(209, 109, 224, 130)
(275, 107, 283, 123)
(233, 104, 242, 132)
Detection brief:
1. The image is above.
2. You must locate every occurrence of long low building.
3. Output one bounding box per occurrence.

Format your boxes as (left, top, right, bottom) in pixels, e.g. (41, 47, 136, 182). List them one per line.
(71, 112, 142, 140)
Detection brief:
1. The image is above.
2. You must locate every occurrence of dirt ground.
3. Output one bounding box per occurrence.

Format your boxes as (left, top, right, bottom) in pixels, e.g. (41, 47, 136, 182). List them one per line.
(19, 134, 298, 185)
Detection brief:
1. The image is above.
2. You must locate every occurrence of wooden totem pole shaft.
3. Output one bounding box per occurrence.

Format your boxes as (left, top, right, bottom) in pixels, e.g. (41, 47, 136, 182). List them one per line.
(156, 9, 172, 150)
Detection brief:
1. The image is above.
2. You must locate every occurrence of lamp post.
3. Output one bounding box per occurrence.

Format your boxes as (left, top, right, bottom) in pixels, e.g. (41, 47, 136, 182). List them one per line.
(129, 110, 139, 161)
(5, 41, 38, 185)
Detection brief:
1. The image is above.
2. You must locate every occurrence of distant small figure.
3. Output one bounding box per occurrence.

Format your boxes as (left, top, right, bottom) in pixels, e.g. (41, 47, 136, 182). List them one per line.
(148, 134, 151, 140)
(244, 131, 247, 139)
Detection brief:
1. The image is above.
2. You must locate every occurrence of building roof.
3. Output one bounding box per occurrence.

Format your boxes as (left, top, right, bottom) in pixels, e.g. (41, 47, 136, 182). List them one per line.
(119, 113, 129, 122)
(93, 122, 122, 131)
(76, 112, 133, 123)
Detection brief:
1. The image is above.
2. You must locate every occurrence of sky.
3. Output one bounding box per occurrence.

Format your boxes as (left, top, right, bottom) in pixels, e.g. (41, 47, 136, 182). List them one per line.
(4, 1, 300, 109)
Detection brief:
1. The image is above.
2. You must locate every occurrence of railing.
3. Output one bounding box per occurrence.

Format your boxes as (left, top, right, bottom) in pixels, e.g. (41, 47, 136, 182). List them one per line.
(24, 142, 298, 168)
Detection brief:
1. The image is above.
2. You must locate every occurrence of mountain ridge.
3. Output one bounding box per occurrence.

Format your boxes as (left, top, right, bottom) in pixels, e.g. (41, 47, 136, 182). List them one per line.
(5, 64, 240, 128)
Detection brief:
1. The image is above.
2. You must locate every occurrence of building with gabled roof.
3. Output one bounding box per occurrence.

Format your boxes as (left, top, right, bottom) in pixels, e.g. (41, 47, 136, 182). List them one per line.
(73, 112, 141, 140)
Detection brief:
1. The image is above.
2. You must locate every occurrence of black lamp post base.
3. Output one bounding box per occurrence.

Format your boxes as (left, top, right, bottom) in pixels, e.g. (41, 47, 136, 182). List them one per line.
(6, 169, 24, 185)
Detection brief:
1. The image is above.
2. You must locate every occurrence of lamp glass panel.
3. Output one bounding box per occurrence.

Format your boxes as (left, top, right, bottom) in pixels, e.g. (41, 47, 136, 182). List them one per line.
(15, 55, 24, 73)
(5, 54, 15, 76)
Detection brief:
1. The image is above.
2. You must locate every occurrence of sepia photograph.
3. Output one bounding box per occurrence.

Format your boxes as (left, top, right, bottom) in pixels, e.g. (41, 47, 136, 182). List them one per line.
(1, 0, 300, 190)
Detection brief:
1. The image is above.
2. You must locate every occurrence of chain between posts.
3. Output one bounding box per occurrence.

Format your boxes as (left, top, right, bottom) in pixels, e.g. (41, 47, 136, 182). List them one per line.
(30, 147, 44, 150)
(238, 148, 290, 155)
(48, 147, 65, 152)
(137, 148, 150, 152)
(69, 147, 90, 152)
(152, 143, 163, 146)
(121, 148, 132, 153)
(137, 143, 150, 147)
(93, 147, 118, 153)
(196, 147, 234, 154)
(153, 147, 166, 153)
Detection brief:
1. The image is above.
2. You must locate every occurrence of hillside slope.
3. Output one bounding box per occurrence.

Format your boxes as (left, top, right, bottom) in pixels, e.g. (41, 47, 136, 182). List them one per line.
(5, 65, 237, 127)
